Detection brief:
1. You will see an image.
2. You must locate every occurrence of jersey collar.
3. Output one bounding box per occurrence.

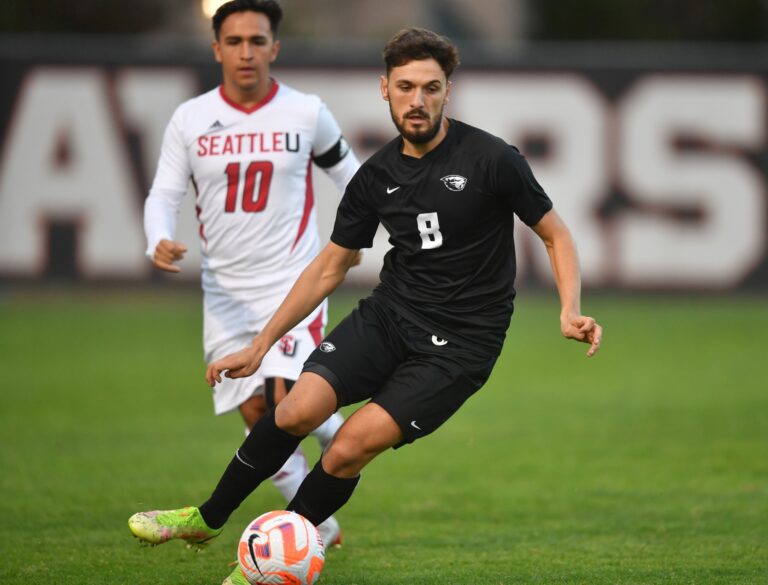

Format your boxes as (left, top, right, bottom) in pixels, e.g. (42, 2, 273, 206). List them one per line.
(218, 79, 279, 114)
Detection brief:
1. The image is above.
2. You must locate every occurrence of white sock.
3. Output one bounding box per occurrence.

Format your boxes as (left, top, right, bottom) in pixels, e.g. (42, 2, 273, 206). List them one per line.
(269, 446, 309, 502)
(310, 412, 344, 451)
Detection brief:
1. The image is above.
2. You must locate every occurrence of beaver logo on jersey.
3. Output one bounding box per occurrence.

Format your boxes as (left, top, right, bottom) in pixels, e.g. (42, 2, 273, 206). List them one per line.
(440, 175, 468, 191)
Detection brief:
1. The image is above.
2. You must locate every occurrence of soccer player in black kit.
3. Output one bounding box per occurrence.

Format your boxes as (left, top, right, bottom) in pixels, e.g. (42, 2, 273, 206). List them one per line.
(128, 27, 603, 583)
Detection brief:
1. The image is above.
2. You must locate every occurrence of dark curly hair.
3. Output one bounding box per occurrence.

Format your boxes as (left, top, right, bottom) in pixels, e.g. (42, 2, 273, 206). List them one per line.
(212, 0, 283, 39)
(383, 28, 460, 78)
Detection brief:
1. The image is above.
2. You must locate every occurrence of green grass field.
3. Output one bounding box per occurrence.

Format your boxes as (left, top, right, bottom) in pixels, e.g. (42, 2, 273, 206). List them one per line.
(0, 287, 766, 584)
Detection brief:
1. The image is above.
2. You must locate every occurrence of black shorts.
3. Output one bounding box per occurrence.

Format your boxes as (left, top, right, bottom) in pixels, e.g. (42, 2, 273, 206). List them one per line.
(302, 297, 499, 447)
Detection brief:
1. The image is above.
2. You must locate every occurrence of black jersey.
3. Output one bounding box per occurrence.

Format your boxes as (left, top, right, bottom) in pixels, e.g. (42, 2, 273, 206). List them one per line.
(330, 119, 552, 353)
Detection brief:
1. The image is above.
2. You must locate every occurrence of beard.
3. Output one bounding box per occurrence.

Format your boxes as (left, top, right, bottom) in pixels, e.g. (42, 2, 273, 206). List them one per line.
(389, 104, 445, 145)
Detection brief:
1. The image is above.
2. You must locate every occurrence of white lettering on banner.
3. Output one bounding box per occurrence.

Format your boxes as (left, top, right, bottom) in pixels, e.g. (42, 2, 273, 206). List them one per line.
(454, 74, 609, 285)
(116, 68, 201, 279)
(617, 76, 765, 287)
(0, 68, 765, 288)
(0, 68, 145, 277)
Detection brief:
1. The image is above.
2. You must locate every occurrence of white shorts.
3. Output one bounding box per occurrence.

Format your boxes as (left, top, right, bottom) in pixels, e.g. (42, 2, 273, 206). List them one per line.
(203, 289, 327, 415)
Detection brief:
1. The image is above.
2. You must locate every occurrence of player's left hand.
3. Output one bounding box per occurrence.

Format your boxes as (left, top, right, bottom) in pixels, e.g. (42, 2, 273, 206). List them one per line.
(561, 315, 602, 357)
(206, 344, 265, 387)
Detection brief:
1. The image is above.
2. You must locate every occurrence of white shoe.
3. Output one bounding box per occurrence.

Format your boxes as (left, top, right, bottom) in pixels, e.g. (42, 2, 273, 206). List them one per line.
(316, 515, 342, 549)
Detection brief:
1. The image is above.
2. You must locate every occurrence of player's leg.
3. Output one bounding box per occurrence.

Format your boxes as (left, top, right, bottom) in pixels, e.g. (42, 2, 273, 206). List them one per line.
(237, 392, 267, 430)
(286, 402, 403, 528)
(266, 376, 343, 450)
(128, 372, 337, 546)
(310, 409, 345, 450)
(262, 308, 346, 451)
(288, 314, 500, 529)
(208, 355, 311, 519)
(196, 372, 338, 529)
(263, 376, 341, 547)
(238, 385, 311, 512)
(203, 291, 316, 516)
(128, 294, 262, 548)
(128, 298, 400, 547)
(278, 299, 409, 528)
(260, 307, 347, 545)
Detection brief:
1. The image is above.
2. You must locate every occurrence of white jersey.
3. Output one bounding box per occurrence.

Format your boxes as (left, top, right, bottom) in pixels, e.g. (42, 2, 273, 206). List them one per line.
(145, 82, 359, 306)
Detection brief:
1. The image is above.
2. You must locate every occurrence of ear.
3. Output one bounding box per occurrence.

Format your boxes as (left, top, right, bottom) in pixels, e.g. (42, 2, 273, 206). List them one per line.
(270, 39, 280, 63)
(212, 40, 222, 64)
(445, 80, 452, 103)
(380, 75, 389, 101)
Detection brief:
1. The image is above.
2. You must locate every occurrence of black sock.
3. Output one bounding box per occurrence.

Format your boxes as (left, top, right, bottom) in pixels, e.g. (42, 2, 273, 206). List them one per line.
(199, 408, 305, 529)
(287, 459, 360, 527)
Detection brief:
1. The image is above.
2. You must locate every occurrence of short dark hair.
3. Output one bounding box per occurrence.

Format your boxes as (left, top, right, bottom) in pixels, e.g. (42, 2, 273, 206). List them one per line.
(383, 28, 460, 79)
(212, 0, 283, 39)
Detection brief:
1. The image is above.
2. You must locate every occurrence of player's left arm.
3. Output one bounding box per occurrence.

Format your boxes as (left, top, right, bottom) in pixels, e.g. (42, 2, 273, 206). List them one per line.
(531, 208, 603, 357)
(314, 136, 361, 193)
(312, 102, 361, 193)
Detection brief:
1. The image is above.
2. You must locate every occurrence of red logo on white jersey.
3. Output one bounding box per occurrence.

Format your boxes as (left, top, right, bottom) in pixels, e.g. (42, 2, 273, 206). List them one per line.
(278, 335, 299, 357)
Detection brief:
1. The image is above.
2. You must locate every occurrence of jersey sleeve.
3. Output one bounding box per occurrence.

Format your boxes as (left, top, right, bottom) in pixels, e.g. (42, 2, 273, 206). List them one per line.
(491, 145, 553, 226)
(310, 102, 361, 193)
(330, 168, 379, 250)
(143, 111, 191, 257)
(311, 101, 344, 158)
(149, 111, 192, 193)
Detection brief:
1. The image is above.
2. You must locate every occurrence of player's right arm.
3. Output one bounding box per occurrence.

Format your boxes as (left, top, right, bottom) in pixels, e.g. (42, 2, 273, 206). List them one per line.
(206, 241, 360, 386)
(143, 110, 192, 273)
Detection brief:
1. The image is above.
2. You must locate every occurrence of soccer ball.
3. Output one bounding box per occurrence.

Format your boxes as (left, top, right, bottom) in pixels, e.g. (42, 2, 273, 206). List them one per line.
(237, 510, 325, 585)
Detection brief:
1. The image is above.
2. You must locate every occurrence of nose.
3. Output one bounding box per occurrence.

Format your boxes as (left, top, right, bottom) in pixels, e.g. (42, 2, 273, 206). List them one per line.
(240, 43, 254, 61)
(410, 88, 425, 108)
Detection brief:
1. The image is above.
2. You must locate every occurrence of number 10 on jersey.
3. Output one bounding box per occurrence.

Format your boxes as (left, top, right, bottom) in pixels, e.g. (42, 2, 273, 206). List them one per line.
(224, 161, 274, 213)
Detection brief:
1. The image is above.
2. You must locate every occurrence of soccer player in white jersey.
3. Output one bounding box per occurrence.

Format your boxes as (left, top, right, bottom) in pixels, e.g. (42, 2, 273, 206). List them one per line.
(142, 0, 359, 547)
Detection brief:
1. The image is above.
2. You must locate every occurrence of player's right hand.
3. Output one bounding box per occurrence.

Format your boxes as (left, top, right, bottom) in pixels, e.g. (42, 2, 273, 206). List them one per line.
(152, 239, 187, 273)
(206, 345, 265, 387)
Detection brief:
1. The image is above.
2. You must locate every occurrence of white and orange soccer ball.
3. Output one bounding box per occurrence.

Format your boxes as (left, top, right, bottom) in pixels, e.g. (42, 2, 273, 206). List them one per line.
(237, 510, 325, 585)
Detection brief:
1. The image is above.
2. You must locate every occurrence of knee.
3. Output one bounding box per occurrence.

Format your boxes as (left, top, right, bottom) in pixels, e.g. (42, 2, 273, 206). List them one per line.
(274, 401, 318, 436)
(322, 435, 372, 477)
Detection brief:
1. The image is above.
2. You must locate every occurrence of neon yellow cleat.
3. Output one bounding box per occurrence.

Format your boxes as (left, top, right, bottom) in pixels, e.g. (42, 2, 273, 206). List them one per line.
(221, 564, 250, 585)
(128, 506, 222, 549)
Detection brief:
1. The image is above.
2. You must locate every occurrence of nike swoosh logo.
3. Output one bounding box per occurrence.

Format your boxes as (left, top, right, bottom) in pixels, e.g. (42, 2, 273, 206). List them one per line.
(248, 534, 266, 578)
(386, 186, 400, 194)
(410, 420, 422, 431)
(431, 335, 448, 346)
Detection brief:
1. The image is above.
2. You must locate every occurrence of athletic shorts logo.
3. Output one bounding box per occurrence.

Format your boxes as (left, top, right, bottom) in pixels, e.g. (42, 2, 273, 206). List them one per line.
(386, 186, 400, 194)
(319, 341, 336, 353)
(440, 174, 467, 192)
(278, 335, 298, 357)
(410, 420, 422, 431)
(431, 335, 448, 346)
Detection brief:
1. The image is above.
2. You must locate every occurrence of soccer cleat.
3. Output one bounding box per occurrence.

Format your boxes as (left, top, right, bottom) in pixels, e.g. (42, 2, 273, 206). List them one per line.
(128, 506, 222, 549)
(317, 515, 342, 550)
(221, 564, 250, 585)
